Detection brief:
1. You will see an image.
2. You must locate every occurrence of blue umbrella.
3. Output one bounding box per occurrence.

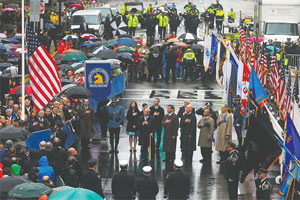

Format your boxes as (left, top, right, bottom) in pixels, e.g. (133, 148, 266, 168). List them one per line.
(165, 5, 176, 9)
(44, 23, 56, 29)
(80, 42, 99, 47)
(266, 45, 280, 52)
(116, 38, 136, 47)
(2, 38, 19, 43)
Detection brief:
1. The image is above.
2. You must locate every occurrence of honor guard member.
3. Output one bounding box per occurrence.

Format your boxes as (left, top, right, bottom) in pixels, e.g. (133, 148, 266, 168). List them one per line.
(136, 166, 159, 200)
(224, 142, 240, 200)
(164, 159, 190, 200)
(255, 168, 272, 200)
(182, 47, 197, 81)
(112, 160, 136, 200)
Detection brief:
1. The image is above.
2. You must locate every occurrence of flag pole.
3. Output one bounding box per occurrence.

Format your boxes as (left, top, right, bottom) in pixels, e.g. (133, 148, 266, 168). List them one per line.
(21, 0, 25, 120)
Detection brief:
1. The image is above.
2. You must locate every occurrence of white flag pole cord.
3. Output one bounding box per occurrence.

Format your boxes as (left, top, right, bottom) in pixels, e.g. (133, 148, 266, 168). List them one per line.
(21, 0, 25, 120)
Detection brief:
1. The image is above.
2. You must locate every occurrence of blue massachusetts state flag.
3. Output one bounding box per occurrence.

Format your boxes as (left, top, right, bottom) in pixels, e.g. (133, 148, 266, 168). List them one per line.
(27, 129, 52, 151)
(208, 33, 219, 72)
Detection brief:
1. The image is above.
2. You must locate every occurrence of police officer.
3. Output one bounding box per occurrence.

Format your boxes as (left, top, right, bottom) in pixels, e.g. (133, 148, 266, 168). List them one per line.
(255, 168, 272, 200)
(164, 160, 190, 200)
(182, 47, 197, 81)
(145, 11, 157, 45)
(136, 166, 159, 200)
(121, 3, 129, 16)
(157, 12, 169, 40)
(227, 8, 236, 33)
(112, 160, 136, 200)
(82, 159, 105, 199)
(233, 95, 243, 146)
(215, 7, 225, 34)
(127, 12, 139, 36)
(224, 142, 240, 200)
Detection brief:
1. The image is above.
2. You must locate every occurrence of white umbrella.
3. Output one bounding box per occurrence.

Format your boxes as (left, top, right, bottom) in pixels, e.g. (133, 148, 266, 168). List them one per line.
(63, 35, 78, 40)
(93, 45, 108, 55)
(61, 84, 77, 93)
(110, 21, 128, 37)
(0, 33, 7, 38)
(81, 33, 97, 39)
(75, 67, 84, 74)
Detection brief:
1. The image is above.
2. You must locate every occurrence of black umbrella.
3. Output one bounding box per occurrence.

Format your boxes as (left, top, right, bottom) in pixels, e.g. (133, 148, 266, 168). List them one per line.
(110, 21, 128, 37)
(57, 64, 72, 70)
(0, 62, 13, 68)
(0, 176, 28, 199)
(191, 44, 204, 50)
(95, 49, 118, 59)
(0, 125, 30, 140)
(65, 86, 92, 98)
(119, 34, 132, 38)
(177, 33, 199, 41)
(118, 53, 134, 62)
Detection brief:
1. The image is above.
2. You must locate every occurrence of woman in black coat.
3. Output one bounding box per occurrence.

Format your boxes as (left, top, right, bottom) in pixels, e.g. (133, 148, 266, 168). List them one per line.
(126, 101, 140, 152)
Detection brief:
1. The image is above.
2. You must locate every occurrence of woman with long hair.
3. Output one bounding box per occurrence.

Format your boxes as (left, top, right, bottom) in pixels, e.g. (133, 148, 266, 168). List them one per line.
(28, 109, 40, 132)
(126, 101, 140, 152)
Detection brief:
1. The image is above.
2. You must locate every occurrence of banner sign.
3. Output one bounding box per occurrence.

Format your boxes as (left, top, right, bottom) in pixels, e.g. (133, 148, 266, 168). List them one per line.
(85, 61, 111, 101)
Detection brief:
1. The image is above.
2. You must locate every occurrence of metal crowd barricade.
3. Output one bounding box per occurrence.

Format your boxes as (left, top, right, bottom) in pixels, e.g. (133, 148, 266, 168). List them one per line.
(286, 54, 300, 72)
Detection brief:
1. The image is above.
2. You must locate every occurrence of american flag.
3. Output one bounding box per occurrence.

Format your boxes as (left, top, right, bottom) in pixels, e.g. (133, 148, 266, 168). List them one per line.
(27, 25, 61, 111)
(277, 66, 286, 119)
(293, 71, 299, 106)
(285, 72, 292, 113)
(239, 27, 246, 57)
(269, 56, 278, 93)
(260, 55, 268, 86)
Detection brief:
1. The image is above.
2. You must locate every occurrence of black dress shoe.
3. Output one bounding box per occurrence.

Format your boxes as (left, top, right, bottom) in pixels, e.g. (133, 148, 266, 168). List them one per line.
(109, 149, 114, 153)
(115, 149, 119, 153)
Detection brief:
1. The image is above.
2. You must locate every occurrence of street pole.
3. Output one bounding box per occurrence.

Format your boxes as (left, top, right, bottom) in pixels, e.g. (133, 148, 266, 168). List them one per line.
(21, 0, 25, 120)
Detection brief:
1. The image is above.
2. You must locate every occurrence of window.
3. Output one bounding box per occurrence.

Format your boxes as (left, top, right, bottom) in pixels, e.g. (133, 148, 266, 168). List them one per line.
(265, 23, 298, 36)
(71, 15, 99, 25)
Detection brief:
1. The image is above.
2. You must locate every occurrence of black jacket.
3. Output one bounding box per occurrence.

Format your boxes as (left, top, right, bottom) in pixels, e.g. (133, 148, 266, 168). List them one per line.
(111, 170, 136, 199)
(62, 165, 80, 187)
(138, 115, 155, 146)
(82, 169, 105, 198)
(148, 50, 162, 68)
(165, 50, 177, 67)
(137, 176, 159, 200)
(79, 23, 89, 34)
(177, 106, 195, 118)
(126, 108, 141, 132)
(51, 146, 68, 176)
(164, 170, 190, 199)
(150, 105, 165, 130)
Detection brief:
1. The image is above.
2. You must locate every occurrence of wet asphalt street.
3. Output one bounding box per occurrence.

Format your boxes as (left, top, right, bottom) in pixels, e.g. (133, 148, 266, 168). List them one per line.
(80, 79, 281, 200)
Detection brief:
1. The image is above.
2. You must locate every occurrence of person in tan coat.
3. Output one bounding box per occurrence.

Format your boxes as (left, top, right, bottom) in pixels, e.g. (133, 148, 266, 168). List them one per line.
(198, 109, 215, 163)
(215, 105, 232, 164)
(162, 105, 179, 163)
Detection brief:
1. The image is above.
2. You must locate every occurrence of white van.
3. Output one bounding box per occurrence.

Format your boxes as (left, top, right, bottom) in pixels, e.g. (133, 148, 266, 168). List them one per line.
(71, 10, 104, 36)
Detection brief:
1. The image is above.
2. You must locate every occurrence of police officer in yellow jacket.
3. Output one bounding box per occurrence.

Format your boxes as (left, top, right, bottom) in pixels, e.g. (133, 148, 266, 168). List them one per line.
(157, 12, 169, 40)
(215, 7, 225, 34)
(182, 48, 197, 81)
(127, 12, 139, 36)
(121, 3, 129, 16)
(227, 8, 236, 32)
(145, 4, 154, 13)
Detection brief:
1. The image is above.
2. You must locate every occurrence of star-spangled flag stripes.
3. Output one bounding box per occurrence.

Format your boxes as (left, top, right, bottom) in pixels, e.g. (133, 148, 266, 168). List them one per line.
(26, 25, 61, 111)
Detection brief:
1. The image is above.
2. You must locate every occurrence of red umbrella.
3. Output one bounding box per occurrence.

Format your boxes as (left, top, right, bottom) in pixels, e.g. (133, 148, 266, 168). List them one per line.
(69, 4, 83, 8)
(9, 85, 32, 95)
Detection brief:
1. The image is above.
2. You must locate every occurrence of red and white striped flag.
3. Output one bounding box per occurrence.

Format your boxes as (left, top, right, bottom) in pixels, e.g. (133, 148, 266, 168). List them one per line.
(260, 55, 268, 86)
(277, 67, 286, 120)
(285, 72, 292, 114)
(239, 27, 246, 57)
(269, 56, 278, 94)
(27, 25, 61, 111)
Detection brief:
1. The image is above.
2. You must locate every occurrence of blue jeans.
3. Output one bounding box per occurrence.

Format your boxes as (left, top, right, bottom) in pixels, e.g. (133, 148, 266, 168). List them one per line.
(162, 62, 166, 78)
(176, 63, 183, 78)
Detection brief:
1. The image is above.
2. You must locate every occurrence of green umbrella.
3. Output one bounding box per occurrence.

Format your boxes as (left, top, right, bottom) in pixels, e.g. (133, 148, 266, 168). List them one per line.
(62, 52, 88, 62)
(9, 183, 53, 199)
(89, 57, 103, 60)
(98, 39, 118, 47)
(49, 188, 103, 200)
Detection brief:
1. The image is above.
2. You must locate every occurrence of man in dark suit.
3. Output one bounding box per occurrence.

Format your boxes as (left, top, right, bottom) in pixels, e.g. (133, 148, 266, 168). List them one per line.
(48, 107, 61, 129)
(82, 159, 105, 199)
(78, 99, 94, 149)
(150, 98, 164, 150)
(111, 160, 136, 200)
(139, 108, 155, 163)
(137, 166, 159, 200)
(79, 17, 89, 34)
(177, 100, 195, 118)
(164, 160, 190, 200)
(38, 110, 50, 130)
